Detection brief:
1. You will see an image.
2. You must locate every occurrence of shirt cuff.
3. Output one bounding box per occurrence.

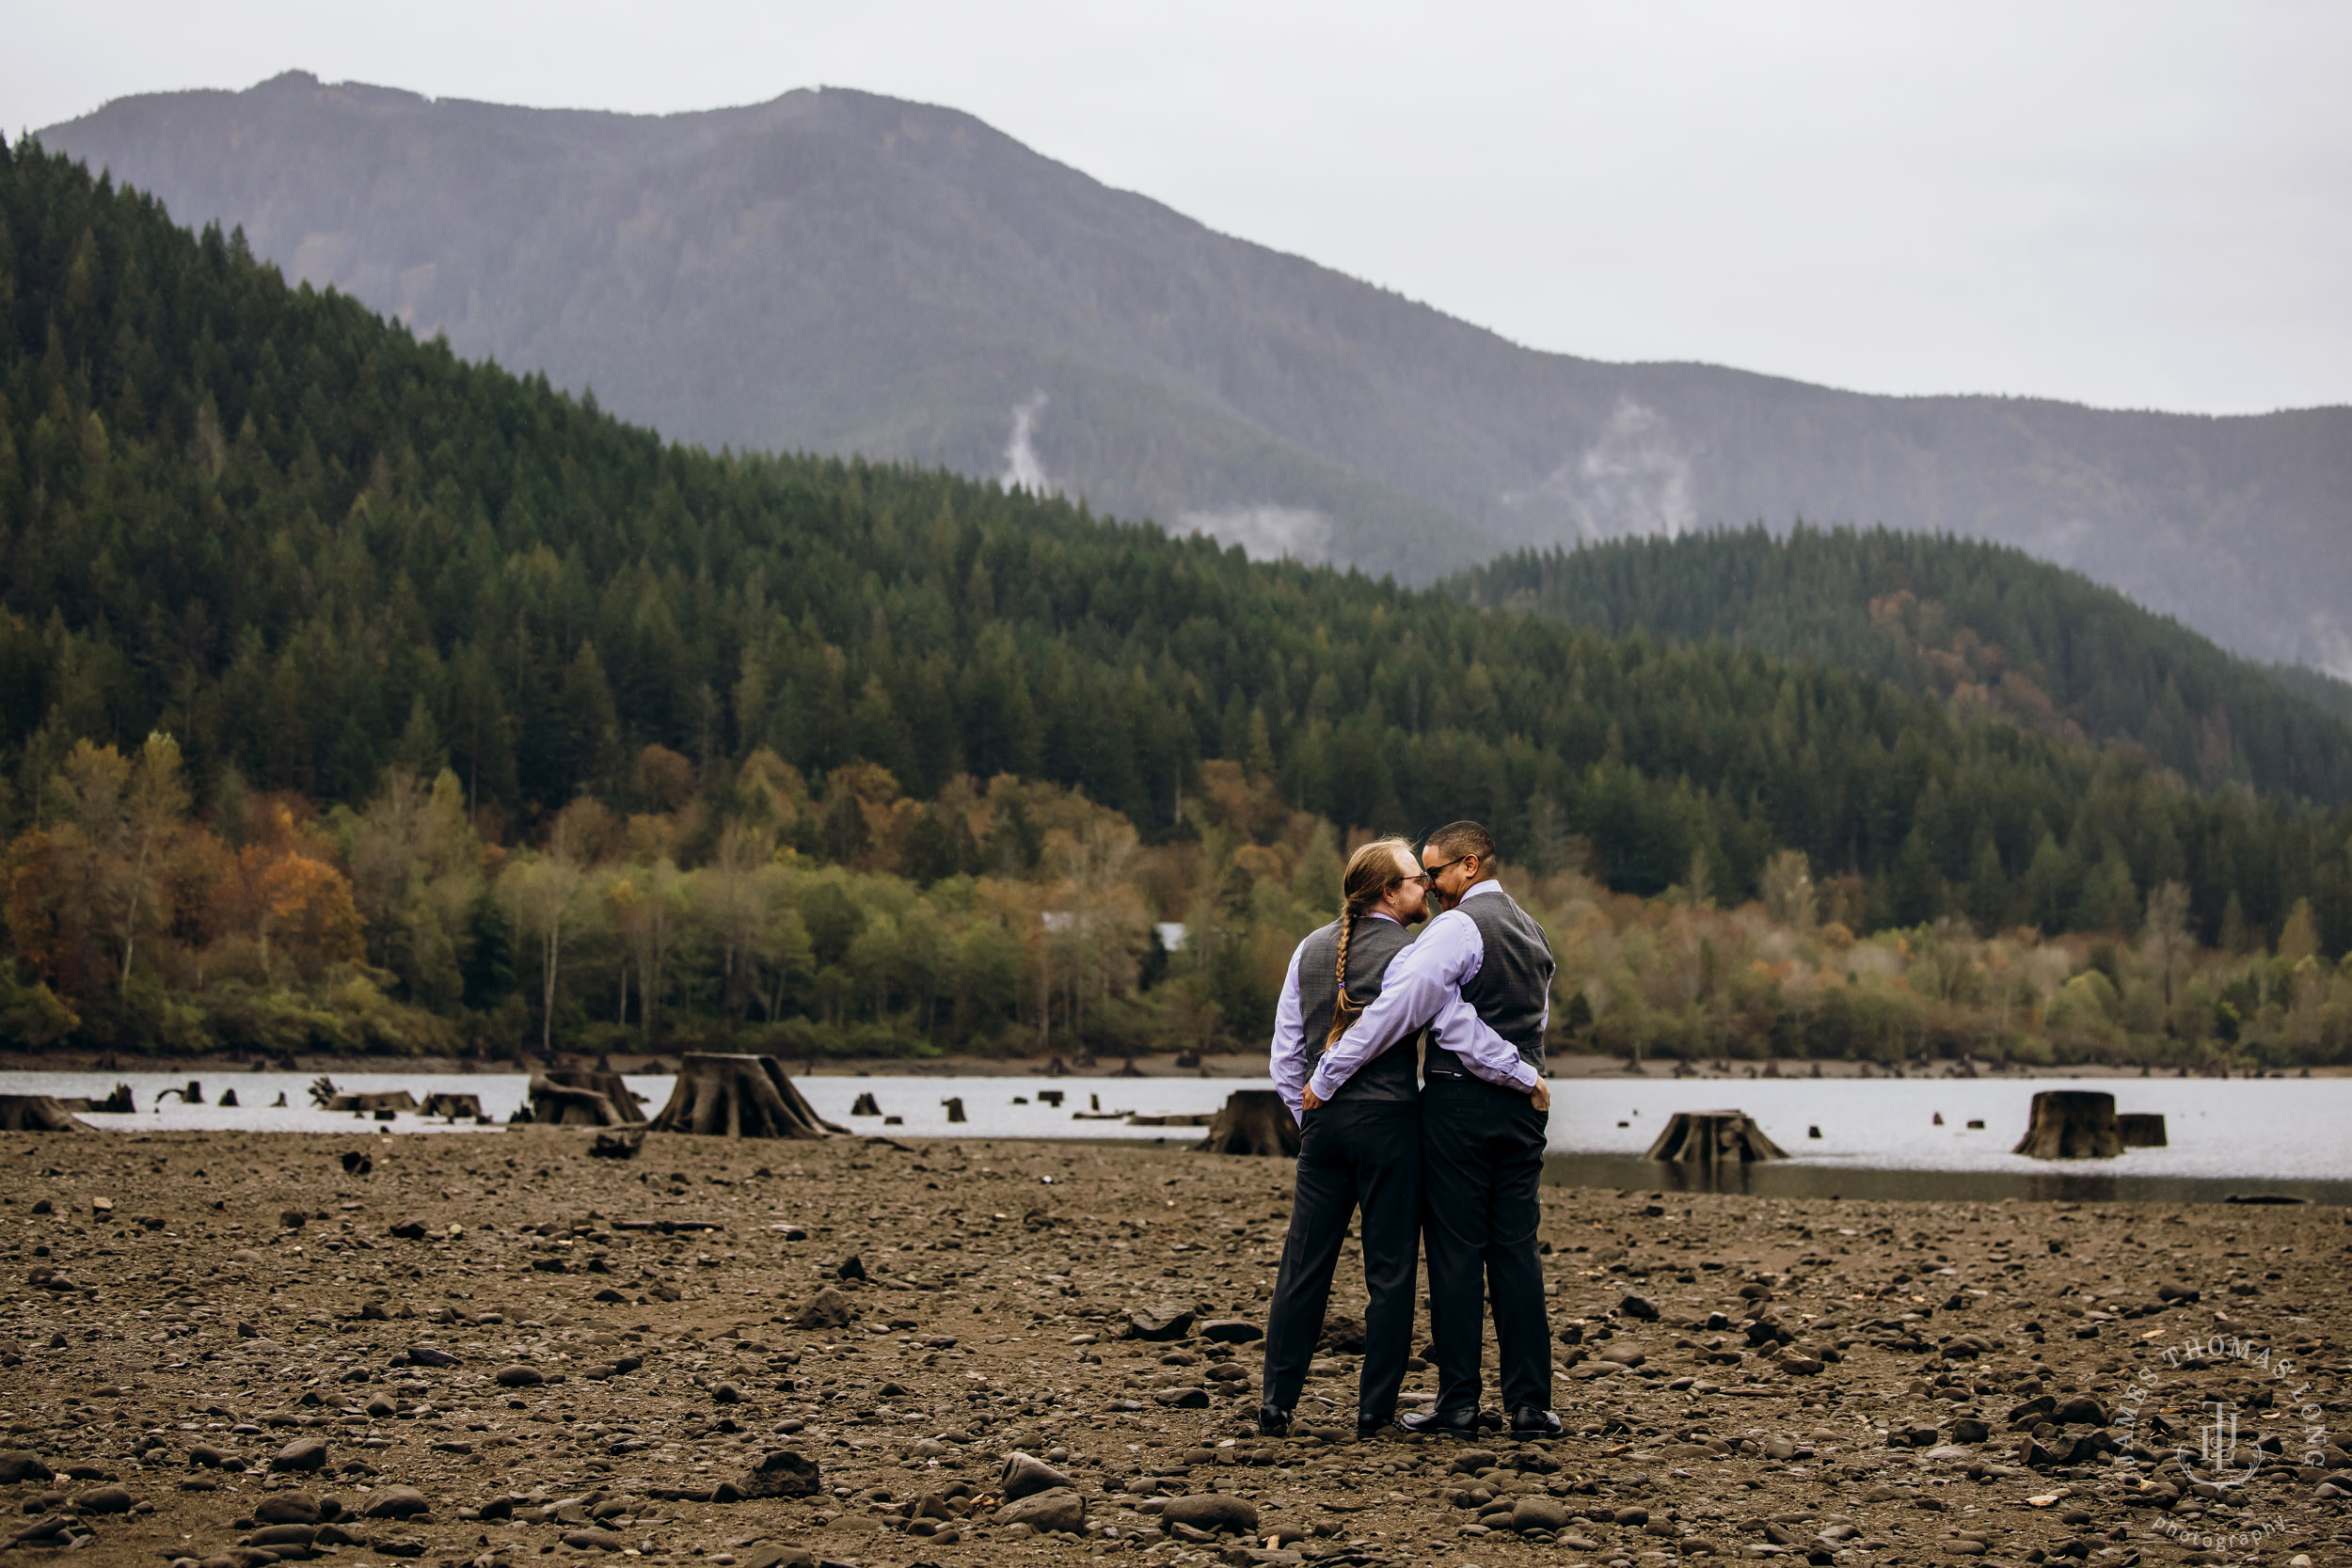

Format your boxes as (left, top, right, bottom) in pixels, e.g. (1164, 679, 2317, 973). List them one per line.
(1510, 1060, 1540, 1092)
(1305, 1067, 1336, 1103)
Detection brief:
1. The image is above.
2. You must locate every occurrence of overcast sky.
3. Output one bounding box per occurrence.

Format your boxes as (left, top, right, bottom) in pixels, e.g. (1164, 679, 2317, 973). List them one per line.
(10, 0, 2348, 415)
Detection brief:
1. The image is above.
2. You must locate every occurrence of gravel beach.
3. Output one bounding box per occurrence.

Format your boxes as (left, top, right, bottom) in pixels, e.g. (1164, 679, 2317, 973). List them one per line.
(3, 1125, 2346, 1568)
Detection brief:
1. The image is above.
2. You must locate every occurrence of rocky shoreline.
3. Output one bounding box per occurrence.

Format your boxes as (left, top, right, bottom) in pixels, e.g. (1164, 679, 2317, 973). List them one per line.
(1, 1127, 2345, 1568)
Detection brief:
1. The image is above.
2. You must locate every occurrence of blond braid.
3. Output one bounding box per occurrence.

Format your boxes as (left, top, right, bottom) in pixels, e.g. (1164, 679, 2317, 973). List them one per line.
(1323, 907, 1359, 1052)
(1323, 837, 1414, 1050)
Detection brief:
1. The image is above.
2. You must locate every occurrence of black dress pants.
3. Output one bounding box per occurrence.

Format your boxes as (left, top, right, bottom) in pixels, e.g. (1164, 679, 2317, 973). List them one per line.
(1421, 1074, 1550, 1415)
(1261, 1095, 1422, 1425)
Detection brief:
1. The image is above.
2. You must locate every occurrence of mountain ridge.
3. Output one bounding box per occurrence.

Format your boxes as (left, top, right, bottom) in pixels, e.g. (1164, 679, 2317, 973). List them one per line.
(40, 70, 2352, 673)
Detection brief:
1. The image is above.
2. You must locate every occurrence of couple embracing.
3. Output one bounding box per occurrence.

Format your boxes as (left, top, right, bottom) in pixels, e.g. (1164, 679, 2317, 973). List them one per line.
(1261, 819, 1560, 1442)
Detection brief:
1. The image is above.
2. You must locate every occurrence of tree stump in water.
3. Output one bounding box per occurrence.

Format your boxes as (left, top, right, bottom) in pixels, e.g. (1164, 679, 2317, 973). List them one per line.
(525, 1075, 637, 1127)
(0, 1096, 89, 1132)
(421, 1093, 485, 1121)
(2117, 1113, 2168, 1148)
(327, 1089, 418, 1113)
(647, 1053, 848, 1138)
(2012, 1089, 2122, 1159)
(943, 1097, 967, 1123)
(849, 1091, 882, 1117)
(541, 1068, 644, 1115)
(1197, 1090, 1300, 1157)
(1644, 1110, 1788, 1164)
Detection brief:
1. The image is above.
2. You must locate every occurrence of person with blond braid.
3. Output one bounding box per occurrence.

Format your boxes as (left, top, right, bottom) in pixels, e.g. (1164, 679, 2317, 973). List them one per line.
(1259, 837, 1432, 1440)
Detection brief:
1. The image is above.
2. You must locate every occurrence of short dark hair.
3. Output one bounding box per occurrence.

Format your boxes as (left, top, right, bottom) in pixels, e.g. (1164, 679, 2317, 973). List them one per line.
(1423, 820, 1496, 864)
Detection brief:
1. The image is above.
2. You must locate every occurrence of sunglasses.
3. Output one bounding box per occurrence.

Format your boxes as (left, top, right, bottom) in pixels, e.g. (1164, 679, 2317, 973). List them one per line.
(1420, 853, 1475, 879)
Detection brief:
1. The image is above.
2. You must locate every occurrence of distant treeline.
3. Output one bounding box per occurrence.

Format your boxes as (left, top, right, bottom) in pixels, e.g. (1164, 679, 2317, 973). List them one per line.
(1452, 524, 2352, 806)
(1, 133, 2349, 1022)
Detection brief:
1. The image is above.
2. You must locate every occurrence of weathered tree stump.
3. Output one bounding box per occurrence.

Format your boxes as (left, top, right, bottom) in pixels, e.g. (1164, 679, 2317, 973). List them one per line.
(1644, 1109, 1788, 1164)
(647, 1053, 848, 1138)
(525, 1075, 637, 1127)
(218, 1089, 239, 1108)
(2011, 1089, 2122, 1159)
(326, 1089, 419, 1114)
(421, 1093, 485, 1121)
(542, 1068, 644, 1114)
(943, 1097, 967, 1123)
(849, 1091, 882, 1117)
(0, 1096, 89, 1132)
(1196, 1090, 1300, 1157)
(2117, 1113, 2168, 1148)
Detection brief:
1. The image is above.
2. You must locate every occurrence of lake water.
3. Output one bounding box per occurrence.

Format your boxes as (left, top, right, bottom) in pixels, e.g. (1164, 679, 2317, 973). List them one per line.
(7, 1069, 2345, 1205)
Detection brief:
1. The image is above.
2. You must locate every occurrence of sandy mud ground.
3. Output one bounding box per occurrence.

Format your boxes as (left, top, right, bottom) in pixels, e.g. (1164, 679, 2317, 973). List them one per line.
(1, 1127, 2346, 1568)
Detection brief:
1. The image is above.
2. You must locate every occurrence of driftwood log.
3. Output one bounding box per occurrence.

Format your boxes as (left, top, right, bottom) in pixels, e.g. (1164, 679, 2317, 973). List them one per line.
(2117, 1112, 2169, 1148)
(1197, 1089, 1300, 1157)
(421, 1093, 485, 1121)
(2012, 1089, 2122, 1160)
(1644, 1109, 1788, 1164)
(647, 1053, 849, 1138)
(0, 1096, 89, 1132)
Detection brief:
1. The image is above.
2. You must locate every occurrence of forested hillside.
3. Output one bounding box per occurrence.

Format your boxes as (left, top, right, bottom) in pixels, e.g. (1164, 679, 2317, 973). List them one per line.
(43, 73, 2352, 673)
(2, 138, 2348, 1062)
(1452, 526, 2352, 805)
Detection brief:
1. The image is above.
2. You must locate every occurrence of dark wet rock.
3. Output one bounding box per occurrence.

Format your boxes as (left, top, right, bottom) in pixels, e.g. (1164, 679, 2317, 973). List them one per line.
(1160, 1494, 1259, 1535)
(1200, 1319, 1264, 1343)
(710, 1381, 746, 1403)
(387, 1219, 428, 1240)
(247, 1525, 316, 1548)
(792, 1287, 857, 1330)
(188, 1446, 230, 1469)
(1613, 1506, 1649, 1526)
(492, 1364, 545, 1387)
(2053, 1396, 2107, 1426)
(1154, 1386, 1210, 1407)
(1127, 1306, 1197, 1341)
(996, 1485, 1086, 1532)
(1001, 1452, 1073, 1501)
(358, 1486, 430, 1519)
(254, 1494, 322, 1526)
(0, 1453, 53, 1484)
(1618, 1292, 1661, 1321)
(1950, 1418, 1992, 1444)
(271, 1436, 328, 1472)
(71, 1485, 132, 1513)
(561, 1529, 628, 1551)
(731, 1449, 821, 1499)
(403, 1345, 458, 1368)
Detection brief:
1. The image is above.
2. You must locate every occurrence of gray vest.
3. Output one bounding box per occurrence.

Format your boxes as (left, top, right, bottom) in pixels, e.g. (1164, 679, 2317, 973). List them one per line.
(1295, 915, 1422, 1103)
(1427, 887, 1555, 1079)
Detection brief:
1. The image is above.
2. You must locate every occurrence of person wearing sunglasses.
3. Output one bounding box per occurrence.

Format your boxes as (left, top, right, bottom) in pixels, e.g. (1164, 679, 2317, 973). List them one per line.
(1261, 837, 1432, 1441)
(1305, 819, 1560, 1439)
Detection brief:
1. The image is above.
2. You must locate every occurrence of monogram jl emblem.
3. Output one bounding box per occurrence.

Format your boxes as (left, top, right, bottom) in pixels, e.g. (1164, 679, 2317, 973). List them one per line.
(2198, 1402, 2237, 1468)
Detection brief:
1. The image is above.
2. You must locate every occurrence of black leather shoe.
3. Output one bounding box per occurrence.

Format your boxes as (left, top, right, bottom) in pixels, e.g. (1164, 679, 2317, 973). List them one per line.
(1509, 1405, 1565, 1437)
(1396, 1406, 1481, 1437)
(1356, 1415, 1393, 1441)
(1256, 1405, 1293, 1437)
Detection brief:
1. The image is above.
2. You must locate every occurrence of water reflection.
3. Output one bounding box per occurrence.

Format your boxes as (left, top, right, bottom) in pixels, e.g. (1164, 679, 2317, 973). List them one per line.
(1541, 1153, 2351, 1207)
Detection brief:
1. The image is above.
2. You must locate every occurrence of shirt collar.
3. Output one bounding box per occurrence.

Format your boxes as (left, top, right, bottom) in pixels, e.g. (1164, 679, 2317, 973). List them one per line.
(1460, 880, 1506, 902)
